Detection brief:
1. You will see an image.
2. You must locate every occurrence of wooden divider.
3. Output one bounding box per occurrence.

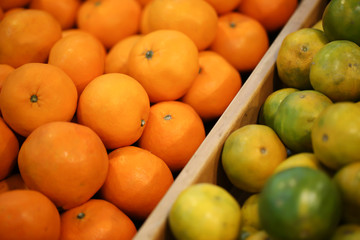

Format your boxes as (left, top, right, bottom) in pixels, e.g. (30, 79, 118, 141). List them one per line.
(133, 0, 328, 239)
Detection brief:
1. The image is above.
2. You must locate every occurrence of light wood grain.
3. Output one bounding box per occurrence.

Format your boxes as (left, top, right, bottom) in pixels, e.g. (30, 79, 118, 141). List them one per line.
(133, 0, 328, 239)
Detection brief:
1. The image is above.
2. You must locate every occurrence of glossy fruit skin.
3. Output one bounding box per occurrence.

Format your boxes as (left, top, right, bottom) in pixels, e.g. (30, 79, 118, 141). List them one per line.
(259, 167, 342, 240)
(311, 102, 360, 170)
(273, 90, 333, 153)
(259, 87, 299, 130)
(276, 28, 328, 90)
(333, 162, 360, 224)
(322, 0, 360, 46)
(310, 40, 360, 102)
(169, 183, 241, 240)
(221, 124, 287, 193)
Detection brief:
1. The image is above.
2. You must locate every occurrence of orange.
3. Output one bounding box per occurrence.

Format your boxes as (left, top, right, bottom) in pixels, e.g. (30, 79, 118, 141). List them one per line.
(238, 0, 298, 32)
(136, 0, 152, 6)
(48, 30, 106, 95)
(76, 0, 142, 49)
(311, 102, 360, 170)
(2, 7, 24, 18)
(0, 0, 31, 11)
(276, 28, 329, 90)
(274, 90, 333, 153)
(61, 28, 89, 38)
(168, 183, 242, 240)
(0, 189, 61, 240)
(210, 12, 269, 72)
(138, 101, 206, 172)
(100, 146, 174, 220)
(333, 162, 360, 224)
(0, 64, 14, 93)
(241, 193, 262, 230)
(77, 73, 150, 150)
(0, 63, 78, 137)
(0, 117, 19, 181)
(322, 0, 360, 46)
(0, 173, 27, 194)
(309, 40, 360, 102)
(17, 121, 109, 210)
(221, 124, 287, 193)
(181, 50, 242, 121)
(140, 0, 218, 51)
(29, 0, 82, 30)
(127, 29, 199, 103)
(204, 0, 243, 15)
(60, 199, 137, 240)
(0, 6, 3, 20)
(105, 34, 142, 75)
(0, 9, 62, 68)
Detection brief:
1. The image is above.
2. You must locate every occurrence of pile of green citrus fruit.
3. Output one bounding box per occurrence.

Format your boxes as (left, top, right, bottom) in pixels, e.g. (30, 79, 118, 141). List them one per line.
(168, 0, 360, 239)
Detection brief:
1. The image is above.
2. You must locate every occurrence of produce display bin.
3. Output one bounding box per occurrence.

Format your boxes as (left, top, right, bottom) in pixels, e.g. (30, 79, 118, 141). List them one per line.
(133, 0, 328, 239)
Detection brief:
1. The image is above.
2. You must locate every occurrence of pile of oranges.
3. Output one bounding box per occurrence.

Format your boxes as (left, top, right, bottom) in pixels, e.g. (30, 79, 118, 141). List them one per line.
(0, 0, 298, 239)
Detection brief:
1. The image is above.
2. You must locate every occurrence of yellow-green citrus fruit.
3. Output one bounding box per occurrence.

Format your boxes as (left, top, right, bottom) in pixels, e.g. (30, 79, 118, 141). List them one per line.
(259, 167, 342, 240)
(331, 224, 360, 240)
(333, 162, 360, 224)
(273, 152, 323, 174)
(260, 87, 299, 130)
(241, 194, 261, 230)
(311, 102, 360, 170)
(273, 90, 332, 153)
(322, 0, 360, 46)
(276, 28, 329, 89)
(310, 40, 360, 102)
(169, 183, 241, 240)
(246, 230, 270, 240)
(221, 124, 287, 193)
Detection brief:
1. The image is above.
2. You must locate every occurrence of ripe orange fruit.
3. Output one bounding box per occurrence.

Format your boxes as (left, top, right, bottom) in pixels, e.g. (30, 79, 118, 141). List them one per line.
(0, 189, 61, 240)
(18, 121, 109, 210)
(77, 73, 150, 150)
(0, 63, 78, 137)
(0, 117, 19, 181)
(76, 0, 142, 49)
(0, 173, 27, 194)
(128, 29, 199, 103)
(140, 0, 218, 51)
(100, 146, 174, 220)
(204, 0, 243, 15)
(0, 64, 14, 93)
(61, 28, 88, 38)
(210, 12, 269, 72)
(0, 0, 31, 11)
(238, 0, 298, 32)
(105, 34, 142, 75)
(2, 7, 25, 18)
(48, 30, 106, 95)
(138, 101, 206, 172)
(29, 0, 82, 30)
(0, 6, 3, 20)
(0, 9, 62, 68)
(60, 199, 137, 240)
(181, 50, 242, 121)
(136, 0, 152, 6)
